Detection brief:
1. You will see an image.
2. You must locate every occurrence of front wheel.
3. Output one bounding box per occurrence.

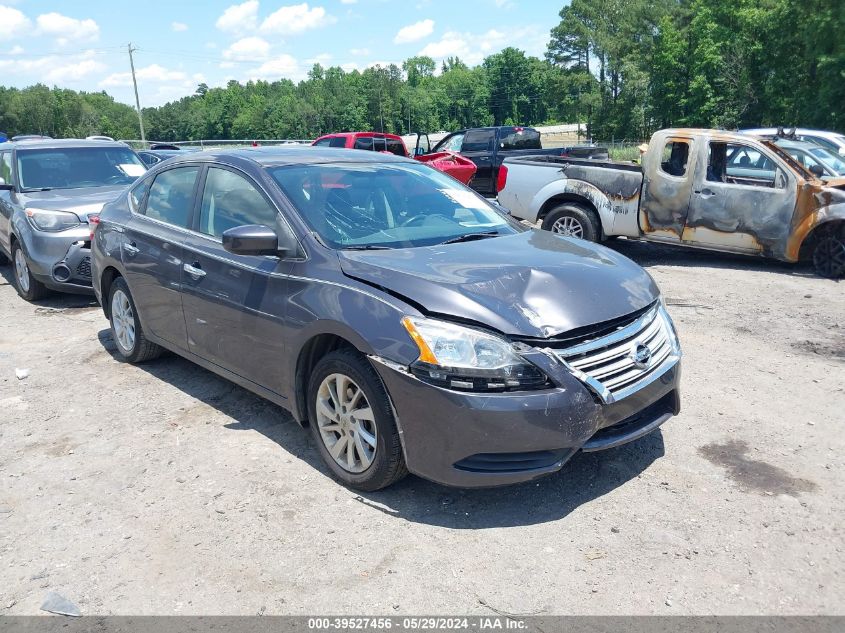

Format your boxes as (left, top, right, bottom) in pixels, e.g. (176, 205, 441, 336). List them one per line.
(541, 203, 600, 242)
(811, 227, 845, 279)
(108, 277, 163, 363)
(307, 350, 407, 491)
(11, 242, 48, 302)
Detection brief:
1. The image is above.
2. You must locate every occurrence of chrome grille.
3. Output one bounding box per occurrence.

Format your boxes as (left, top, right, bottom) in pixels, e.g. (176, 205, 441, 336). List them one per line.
(549, 305, 680, 404)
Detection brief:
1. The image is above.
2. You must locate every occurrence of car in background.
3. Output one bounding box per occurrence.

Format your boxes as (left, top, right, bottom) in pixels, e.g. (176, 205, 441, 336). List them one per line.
(312, 131, 477, 185)
(11, 135, 52, 142)
(0, 138, 146, 301)
(741, 127, 845, 157)
(137, 149, 183, 167)
(429, 126, 608, 197)
(772, 139, 845, 180)
(92, 146, 681, 490)
(86, 135, 115, 142)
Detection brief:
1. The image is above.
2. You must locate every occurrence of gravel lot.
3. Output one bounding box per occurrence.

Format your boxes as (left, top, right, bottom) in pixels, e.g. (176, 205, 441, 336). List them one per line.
(1, 239, 843, 616)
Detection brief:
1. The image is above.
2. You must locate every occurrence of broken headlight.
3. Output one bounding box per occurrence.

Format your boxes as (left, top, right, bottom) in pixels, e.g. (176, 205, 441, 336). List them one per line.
(401, 316, 549, 392)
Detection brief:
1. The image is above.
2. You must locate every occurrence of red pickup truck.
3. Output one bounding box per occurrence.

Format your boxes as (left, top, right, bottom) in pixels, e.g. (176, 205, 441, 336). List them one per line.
(312, 132, 477, 186)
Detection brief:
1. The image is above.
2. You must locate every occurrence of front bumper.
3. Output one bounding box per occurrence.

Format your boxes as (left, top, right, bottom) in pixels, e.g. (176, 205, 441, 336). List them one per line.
(371, 357, 680, 488)
(21, 225, 94, 293)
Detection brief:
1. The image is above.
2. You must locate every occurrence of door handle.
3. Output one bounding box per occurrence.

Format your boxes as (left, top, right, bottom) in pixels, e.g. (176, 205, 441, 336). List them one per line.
(183, 262, 206, 278)
(124, 242, 139, 255)
(695, 188, 716, 197)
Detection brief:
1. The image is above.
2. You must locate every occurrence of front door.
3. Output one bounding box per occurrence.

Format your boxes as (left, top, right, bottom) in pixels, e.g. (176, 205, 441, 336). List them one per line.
(683, 140, 797, 255)
(640, 135, 696, 241)
(459, 128, 496, 195)
(180, 166, 293, 395)
(123, 165, 200, 349)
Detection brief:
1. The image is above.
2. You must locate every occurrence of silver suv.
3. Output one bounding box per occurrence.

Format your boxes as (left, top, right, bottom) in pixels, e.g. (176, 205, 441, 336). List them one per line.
(0, 139, 146, 301)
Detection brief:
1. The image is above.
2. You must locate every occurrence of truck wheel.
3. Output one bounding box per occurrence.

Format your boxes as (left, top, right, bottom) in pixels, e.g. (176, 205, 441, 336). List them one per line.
(11, 241, 49, 302)
(812, 230, 845, 279)
(542, 204, 600, 242)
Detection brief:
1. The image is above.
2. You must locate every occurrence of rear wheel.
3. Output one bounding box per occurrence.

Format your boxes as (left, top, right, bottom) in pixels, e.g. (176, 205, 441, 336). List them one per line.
(541, 203, 600, 242)
(307, 350, 407, 491)
(108, 277, 163, 363)
(812, 229, 845, 279)
(11, 241, 48, 302)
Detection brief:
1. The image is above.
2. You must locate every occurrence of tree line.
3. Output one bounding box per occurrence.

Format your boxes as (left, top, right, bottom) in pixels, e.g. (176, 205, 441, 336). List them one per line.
(1, 0, 842, 143)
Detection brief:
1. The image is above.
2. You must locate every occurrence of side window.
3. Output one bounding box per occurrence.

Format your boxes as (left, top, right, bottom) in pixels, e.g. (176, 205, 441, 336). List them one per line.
(440, 134, 464, 152)
(353, 137, 374, 151)
(329, 137, 347, 148)
(461, 129, 496, 153)
(659, 140, 690, 177)
(500, 128, 541, 150)
(385, 139, 406, 157)
(710, 142, 778, 188)
(313, 138, 334, 147)
(128, 177, 152, 213)
(0, 151, 11, 185)
(199, 167, 279, 238)
(143, 166, 199, 228)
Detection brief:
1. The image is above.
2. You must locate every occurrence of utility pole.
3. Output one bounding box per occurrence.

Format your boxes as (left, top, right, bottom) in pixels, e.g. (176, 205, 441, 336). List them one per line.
(128, 43, 145, 144)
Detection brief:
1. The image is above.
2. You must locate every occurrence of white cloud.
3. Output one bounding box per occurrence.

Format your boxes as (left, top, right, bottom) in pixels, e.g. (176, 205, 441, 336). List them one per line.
(418, 29, 510, 65)
(394, 19, 434, 44)
(171, 21, 188, 32)
(7, 45, 25, 55)
(0, 5, 31, 40)
(44, 59, 106, 83)
(215, 0, 259, 34)
(36, 12, 100, 45)
(249, 54, 303, 81)
(100, 64, 187, 88)
(350, 47, 369, 56)
(260, 3, 335, 35)
(222, 36, 271, 61)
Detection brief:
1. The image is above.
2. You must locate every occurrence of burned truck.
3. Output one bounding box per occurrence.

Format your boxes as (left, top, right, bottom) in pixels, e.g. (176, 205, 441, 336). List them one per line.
(498, 128, 845, 278)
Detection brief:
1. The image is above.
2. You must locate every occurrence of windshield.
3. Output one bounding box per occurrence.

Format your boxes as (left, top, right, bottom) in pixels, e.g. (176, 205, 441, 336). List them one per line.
(808, 147, 845, 175)
(16, 147, 146, 191)
(269, 162, 518, 249)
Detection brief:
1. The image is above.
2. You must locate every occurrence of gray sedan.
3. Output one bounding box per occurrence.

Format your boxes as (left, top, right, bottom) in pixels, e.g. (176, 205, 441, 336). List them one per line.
(0, 139, 146, 301)
(92, 147, 682, 490)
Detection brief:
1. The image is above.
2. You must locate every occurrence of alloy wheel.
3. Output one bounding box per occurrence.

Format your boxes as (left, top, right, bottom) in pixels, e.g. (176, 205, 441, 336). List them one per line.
(315, 373, 378, 473)
(551, 216, 585, 238)
(14, 248, 30, 293)
(813, 235, 845, 278)
(111, 289, 136, 353)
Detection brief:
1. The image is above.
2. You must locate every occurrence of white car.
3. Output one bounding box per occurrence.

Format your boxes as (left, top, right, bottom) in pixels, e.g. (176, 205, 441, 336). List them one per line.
(740, 128, 845, 156)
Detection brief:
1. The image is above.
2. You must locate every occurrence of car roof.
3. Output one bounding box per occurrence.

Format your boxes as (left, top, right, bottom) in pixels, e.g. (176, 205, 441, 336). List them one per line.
(315, 132, 404, 140)
(157, 145, 414, 168)
(741, 128, 845, 139)
(0, 138, 131, 150)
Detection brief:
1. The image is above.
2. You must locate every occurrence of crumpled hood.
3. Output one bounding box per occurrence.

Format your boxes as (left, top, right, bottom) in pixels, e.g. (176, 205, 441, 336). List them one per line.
(20, 185, 126, 220)
(338, 230, 660, 338)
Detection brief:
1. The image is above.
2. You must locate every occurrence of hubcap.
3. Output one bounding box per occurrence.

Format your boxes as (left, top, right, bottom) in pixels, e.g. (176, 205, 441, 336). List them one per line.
(111, 290, 136, 353)
(813, 235, 845, 278)
(315, 373, 377, 474)
(551, 215, 585, 238)
(14, 248, 30, 293)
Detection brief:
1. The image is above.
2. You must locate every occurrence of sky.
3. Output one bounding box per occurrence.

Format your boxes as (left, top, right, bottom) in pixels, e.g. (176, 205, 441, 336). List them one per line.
(0, 0, 563, 107)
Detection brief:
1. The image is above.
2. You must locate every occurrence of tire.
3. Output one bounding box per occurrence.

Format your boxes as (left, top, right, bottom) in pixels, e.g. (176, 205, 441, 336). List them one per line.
(11, 241, 48, 302)
(307, 349, 407, 491)
(107, 276, 163, 363)
(541, 203, 600, 242)
(811, 229, 845, 279)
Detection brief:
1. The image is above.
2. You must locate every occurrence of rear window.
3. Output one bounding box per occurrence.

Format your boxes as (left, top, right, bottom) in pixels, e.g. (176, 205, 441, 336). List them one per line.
(352, 136, 406, 157)
(500, 128, 541, 150)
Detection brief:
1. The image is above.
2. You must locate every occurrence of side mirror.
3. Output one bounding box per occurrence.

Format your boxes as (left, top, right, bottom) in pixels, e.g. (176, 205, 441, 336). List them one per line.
(809, 164, 825, 178)
(0, 180, 14, 191)
(222, 224, 289, 257)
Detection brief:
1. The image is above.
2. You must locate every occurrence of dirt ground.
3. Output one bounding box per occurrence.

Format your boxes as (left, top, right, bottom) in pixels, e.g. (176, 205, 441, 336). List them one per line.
(0, 239, 843, 616)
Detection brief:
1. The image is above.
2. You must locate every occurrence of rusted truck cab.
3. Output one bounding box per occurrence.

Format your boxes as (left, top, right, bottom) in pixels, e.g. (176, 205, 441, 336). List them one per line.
(499, 128, 845, 277)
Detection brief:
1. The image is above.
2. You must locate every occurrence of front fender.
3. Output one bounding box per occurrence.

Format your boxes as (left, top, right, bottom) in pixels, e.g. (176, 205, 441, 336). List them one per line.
(789, 201, 845, 261)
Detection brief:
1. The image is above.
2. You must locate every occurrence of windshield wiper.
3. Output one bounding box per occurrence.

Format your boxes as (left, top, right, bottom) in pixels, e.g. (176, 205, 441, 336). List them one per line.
(342, 244, 394, 251)
(439, 231, 500, 246)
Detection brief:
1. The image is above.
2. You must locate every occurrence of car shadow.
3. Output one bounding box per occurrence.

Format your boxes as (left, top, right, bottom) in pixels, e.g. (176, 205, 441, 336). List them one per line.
(96, 328, 665, 529)
(0, 265, 100, 308)
(605, 237, 820, 278)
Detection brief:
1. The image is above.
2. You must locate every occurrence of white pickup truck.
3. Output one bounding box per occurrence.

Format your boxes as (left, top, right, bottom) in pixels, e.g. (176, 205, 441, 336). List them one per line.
(498, 128, 845, 278)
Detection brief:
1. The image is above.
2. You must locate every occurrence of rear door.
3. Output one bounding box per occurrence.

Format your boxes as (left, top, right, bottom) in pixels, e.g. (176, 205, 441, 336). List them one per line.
(181, 165, 294, 394)
(123, 165, 200, 349)
(460, 128, 497, 195)
(640, 135, 696, 241)
(683, 139, 797, 255)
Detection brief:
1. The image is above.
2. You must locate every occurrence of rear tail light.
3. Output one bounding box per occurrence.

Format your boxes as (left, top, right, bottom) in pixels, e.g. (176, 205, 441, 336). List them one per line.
(496, 164, 508, 193)
(88, 214, 100, 241)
